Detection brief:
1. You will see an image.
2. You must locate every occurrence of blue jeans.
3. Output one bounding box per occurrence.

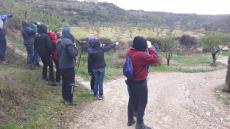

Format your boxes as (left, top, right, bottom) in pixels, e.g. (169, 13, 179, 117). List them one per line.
(34, 48, 40, 65)
(0, 34, 6, 61)
(93, 69, 105, 96)
(25, 44, 34, 64)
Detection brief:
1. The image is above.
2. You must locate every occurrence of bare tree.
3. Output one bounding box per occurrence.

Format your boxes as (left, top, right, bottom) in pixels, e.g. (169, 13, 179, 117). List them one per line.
(223, 56, 230, 93)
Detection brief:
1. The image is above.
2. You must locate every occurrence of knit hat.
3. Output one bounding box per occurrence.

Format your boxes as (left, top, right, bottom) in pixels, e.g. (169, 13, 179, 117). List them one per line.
(132, 36, 147, 51)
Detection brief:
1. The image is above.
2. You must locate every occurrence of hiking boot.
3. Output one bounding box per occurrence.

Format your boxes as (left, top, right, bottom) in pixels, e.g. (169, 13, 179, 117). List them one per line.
(127, 119, 136, 126)
(135, 124, 152, 129)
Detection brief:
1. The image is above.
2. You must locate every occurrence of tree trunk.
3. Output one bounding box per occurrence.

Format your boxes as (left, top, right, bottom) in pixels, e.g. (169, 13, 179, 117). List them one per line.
(225, 56, 230, 93)
(167, 59, 170, 66)
(211, 53, 216, 66)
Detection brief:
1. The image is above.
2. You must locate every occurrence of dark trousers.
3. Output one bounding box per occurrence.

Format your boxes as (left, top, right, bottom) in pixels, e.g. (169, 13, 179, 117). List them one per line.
(0, 35, 6, 61)
(54, 60, 61, 82)
(127, 80, 148, 125)
(90, 73, 95, 91)
(40, 56, 54, 82)
(24, 44, 34, 65)
(60, 67, 75, 103)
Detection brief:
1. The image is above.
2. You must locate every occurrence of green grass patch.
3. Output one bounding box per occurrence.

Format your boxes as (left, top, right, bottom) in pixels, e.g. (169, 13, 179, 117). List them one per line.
(0, 65, 93, 129)
(215, 85, 230, 108)
(76, 52, 122, 80)
(153, 63, 225, 73)
(171, 53, 211, 65)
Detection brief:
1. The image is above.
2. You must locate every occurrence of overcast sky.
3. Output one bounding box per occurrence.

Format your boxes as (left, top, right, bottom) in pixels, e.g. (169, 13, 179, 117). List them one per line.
(93, 0, 230, 15)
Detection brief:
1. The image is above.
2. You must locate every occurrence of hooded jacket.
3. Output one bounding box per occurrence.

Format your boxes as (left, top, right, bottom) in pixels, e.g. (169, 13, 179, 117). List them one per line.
(126, 36, 158, 81)
(57, 27, 78, 69)
(21, 22, 36, 45)
(88, 39, 116, 70)
(34, 24, 52, 57)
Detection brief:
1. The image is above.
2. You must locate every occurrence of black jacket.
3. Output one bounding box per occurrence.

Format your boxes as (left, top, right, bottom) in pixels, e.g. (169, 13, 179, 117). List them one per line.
(21, 22, 36, 45)
(34, 24, 52, 57)
(88, 43, 116, 70)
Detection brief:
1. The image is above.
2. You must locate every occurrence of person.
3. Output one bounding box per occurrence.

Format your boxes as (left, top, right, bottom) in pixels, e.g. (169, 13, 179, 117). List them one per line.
(0, 15, 12, 64)
(87, 38, 96, 93)
(34, 24, 56, 86)
(125, 36, 158, 129)
(21, 21, 37, 69)
(211, 47, 221, 65)
(31, 21, 41, 67)
(48, 31, 60, 83)
(88, 38, 118, 100)
(57, 27, 78, 105)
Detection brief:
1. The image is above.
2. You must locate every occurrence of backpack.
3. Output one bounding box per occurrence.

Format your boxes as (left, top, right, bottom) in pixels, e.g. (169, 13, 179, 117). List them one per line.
(123, 55, 134, 79)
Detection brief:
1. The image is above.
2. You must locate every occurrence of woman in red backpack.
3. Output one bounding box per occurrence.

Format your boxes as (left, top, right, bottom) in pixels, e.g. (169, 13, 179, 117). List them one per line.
(48, 32, 60, 83)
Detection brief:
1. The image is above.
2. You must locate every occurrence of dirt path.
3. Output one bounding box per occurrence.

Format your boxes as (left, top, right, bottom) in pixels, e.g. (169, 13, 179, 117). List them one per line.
(8, 43, 230, 129)
(71, 67, 229, 129)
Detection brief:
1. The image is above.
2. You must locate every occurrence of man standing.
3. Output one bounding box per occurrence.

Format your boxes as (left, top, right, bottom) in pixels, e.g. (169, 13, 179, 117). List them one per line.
(21, 21, 37, 69)
(125, 36, 158, 129)
(57, 27, 78, 105)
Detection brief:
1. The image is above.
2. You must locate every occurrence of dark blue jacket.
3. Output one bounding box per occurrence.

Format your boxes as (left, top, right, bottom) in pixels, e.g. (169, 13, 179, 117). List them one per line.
(88, 43, 116, 70)
(21, 22, 36, 45)
(57, 27, 78, 69)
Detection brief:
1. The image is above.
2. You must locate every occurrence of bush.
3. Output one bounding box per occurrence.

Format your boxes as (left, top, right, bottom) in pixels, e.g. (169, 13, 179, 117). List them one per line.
(179, 34, 198, 48)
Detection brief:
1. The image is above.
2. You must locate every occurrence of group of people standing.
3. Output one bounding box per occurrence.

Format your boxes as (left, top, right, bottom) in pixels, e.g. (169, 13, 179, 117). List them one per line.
(21, 21, 78, 105)
(1, 15, 158, 129)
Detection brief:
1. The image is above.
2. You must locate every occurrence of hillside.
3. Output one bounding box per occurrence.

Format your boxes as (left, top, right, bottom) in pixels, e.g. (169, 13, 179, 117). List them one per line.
(1, 0, 230, 33)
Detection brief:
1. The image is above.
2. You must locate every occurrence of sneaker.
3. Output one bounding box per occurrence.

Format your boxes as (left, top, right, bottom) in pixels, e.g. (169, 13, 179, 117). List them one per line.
(135, 124, 152, 129)
(95, 95, 99, 100)
(127, 119, 136, 126)
(98, 96, 104, 100)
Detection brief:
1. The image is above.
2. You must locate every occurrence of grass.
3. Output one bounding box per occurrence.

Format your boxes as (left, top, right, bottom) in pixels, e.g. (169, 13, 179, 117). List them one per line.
(76, 52, 122, 81)
(215, 85, 230, 108)
(0, 65, 94, 129)
(76, 51, 227, 81)
(153, 63, 225, 73)
(171, 53, 211, 65)
(222, 51, 230, 57)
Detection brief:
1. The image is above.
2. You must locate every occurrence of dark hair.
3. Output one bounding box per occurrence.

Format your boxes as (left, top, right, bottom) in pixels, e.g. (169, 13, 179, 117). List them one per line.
(132, 36, 147, 51)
